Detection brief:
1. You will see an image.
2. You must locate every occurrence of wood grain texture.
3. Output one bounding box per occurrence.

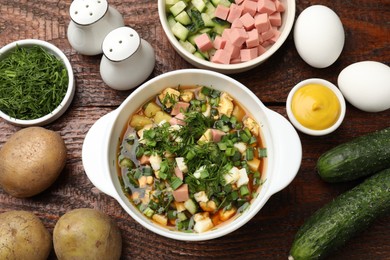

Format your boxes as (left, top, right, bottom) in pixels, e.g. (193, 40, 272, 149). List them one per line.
(0, 0, 389, 259)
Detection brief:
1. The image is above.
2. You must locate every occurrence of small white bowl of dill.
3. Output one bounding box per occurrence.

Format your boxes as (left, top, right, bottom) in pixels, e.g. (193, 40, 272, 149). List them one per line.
(0, 39, 75, 126)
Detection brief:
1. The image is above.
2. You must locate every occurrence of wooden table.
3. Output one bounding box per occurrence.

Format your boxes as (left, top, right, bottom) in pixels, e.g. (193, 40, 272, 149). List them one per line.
(1, 0, 389, 259)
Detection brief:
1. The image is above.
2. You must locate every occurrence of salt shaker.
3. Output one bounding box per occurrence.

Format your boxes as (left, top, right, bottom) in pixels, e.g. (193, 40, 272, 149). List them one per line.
(99, 26, 155, 90)
(67, 0, 124, 55)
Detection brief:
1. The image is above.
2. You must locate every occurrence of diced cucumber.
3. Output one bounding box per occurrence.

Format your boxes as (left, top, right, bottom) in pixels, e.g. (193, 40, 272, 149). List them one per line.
(143, 207, 154, 218)
(198, 49, 210, 59)
(177, 212, 188, 221)
(180, 40, 196, 53)
(201, 13, 214, 27)
(172, 22, 189, 40)
(175, 11, 192, 25)
(205, 2, 216, 18)
(167, 15, 177, 29)
(184, 199, 197, 215)
(211, 0, 220, 6)
(211, 0, 231, 7)
(212, 21, 230, 35)
(199, 27, 212, 34)
(194, 49, 211, 60)
(170, 1, 187, 17)
(194, 51, 206, 60)
(166, 0, 180, 5)
(188, 34, 200, 45)
(191, 0, 206, 12)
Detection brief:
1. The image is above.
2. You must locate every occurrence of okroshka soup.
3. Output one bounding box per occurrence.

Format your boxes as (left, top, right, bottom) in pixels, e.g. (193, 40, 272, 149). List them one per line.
(117, 85, 267, 233)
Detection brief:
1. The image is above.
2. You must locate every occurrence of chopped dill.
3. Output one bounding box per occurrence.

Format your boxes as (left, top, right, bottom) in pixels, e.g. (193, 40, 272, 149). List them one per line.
(0, 45, 68, 120)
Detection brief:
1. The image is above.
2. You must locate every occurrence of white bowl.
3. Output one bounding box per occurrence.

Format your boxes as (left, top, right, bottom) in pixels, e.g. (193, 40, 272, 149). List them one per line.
(286, 78, 346, 136)
(0, 39, 75, 126)
(82, 69, 302, 241)
(158, 0, 296, 74)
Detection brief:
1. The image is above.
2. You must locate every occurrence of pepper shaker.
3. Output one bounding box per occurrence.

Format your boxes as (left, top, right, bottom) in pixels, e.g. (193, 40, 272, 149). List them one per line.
(99, 26, 155, 90)
(67, 0, 124, 55)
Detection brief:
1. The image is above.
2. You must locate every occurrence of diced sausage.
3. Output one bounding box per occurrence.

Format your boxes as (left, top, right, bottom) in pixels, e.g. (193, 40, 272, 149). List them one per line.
(254, 13, 270, 33)
(211, 49, 231, 64)
(174, 166, 184, 180)
(194, 33, 214, 52)
(231, 18, 244, 29)
(258, 44, 267, 55)
(241, 0, 257, 17)
(261, 29, 275, 41)
(257, 0, 276, 15)
(223, 41, 241, 59)
(172, 184, 189, 202)
(211, 129, 226, 142)
(215, 4, 230, 20)
(269, 12, 282, 27)
(275, 0, 285, 12)
(213, 35, 227, 49)
(227, 4, 243, 23)
(228, 28, 248, 47)
(139, 155, 150, 165)
(246, 28, 259, 48)
(169, 113, 186, 126)
(239, 13, 255, 30)
(240, 47, 258, 62)
(171, 101, 190, 116)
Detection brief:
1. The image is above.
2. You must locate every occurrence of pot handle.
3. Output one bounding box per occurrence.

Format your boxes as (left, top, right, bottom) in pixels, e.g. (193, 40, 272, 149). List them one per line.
(266, 109, 302, 195)
(82, 111, 118, 199)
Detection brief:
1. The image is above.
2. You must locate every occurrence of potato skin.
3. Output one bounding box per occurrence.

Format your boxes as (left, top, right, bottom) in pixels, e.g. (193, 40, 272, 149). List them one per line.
(0, 210, 52, 260)
(53, 208, 122, 260)
(0, 126, 67, 197)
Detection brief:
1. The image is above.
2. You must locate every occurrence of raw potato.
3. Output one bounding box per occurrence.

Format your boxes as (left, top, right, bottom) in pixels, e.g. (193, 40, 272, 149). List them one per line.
(0, 210, 52, 260)
(0, 126, 67, 197)
(53, 208, 122, 260)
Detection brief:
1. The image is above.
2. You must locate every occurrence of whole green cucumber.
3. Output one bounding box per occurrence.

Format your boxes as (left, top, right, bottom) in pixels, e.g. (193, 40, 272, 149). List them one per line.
(289, 168, 390, 260)
(317, 127, 390, 182)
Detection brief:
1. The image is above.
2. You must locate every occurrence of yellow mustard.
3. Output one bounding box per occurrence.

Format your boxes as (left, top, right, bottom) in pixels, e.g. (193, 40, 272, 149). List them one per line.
(291, 84, 341, 130)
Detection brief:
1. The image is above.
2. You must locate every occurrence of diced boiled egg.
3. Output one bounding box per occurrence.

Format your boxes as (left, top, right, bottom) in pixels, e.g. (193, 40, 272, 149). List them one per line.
(193, 213, 214, 233)
(234, 142, 247, 154)
(223, 166, 240, 185)
(175, 157, 188, 173)
(158, 87, 180, 108)
(243, 117, 259, 136)
(149, 154, 162, 171)
(198, 129, 212, 143)
(218, 92, 234, 117)
(180, 90, 194, 102)
(193, 165, 206, 179)
(137, 124, 153, 144)
(194, 191, 208, 203)
(202, 104, 211, 117)
(236, 168, 249, 187)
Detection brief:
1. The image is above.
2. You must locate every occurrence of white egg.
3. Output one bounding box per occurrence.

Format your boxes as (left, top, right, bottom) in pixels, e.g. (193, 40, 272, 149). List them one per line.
(294, 5, 345, 68)
(338, 61, 390, 112)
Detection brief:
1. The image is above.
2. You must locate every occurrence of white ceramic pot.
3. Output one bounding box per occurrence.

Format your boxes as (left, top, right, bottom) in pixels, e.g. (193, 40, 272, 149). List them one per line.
(82, 69, 302, 241)
(100, 27, 155, 90)
(67, 0, 124, 55)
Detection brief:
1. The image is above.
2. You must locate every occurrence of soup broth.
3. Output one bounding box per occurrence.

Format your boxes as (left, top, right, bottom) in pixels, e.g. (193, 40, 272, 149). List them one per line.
(117, 85, 267, 233)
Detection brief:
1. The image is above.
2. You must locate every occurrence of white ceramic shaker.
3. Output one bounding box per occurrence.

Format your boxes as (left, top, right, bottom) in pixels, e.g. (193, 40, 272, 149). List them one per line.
(67, 0, 124, 55)
(99, 26, 155, 90)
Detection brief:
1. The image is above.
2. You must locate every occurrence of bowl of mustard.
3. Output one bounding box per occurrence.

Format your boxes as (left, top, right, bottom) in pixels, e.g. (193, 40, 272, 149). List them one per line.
(286, 78, 346, 136)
